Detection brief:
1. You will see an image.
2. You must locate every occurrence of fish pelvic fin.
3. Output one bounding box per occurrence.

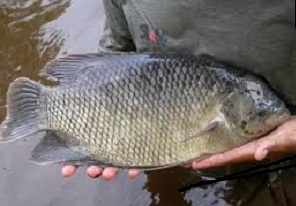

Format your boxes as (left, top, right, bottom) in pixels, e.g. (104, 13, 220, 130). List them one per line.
(0, 77, 44, 143)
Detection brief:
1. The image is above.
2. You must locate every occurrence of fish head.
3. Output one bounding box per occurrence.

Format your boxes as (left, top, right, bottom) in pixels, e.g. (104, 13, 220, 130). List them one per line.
(223, 76, 290, 139)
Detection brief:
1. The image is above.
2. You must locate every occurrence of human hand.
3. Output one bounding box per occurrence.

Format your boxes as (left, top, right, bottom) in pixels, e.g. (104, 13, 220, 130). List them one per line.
(61, 165, 140, 180)
(61, 116, 296, 179)
(189, 116, 296, 169)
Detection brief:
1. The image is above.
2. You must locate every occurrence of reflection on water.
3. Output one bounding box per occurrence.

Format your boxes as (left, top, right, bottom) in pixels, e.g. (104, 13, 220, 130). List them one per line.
(0, 1, 283, 206)
(0, 0, 68, 114)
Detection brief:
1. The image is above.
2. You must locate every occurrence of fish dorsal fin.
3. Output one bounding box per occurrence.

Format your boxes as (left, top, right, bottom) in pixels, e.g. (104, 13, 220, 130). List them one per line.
(30, 131, 89, 165)
(39, 52, 126, 84)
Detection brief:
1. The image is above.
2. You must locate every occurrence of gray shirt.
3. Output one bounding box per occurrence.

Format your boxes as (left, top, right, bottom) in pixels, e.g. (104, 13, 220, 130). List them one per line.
(100, 0, 296, 110)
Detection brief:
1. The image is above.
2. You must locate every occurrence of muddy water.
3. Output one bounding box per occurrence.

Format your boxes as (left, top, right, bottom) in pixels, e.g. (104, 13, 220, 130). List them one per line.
(0, 1, 267, 206)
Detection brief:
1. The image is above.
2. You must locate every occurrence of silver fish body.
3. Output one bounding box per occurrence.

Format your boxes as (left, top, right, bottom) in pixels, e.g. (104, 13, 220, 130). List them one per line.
(0, 53, 290, 169)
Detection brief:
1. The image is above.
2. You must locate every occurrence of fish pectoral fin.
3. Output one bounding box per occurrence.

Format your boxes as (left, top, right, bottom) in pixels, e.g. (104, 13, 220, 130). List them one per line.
(29, 131, 89, 165)
(39, 52, 125, 84)
(181, 120, 221, 143)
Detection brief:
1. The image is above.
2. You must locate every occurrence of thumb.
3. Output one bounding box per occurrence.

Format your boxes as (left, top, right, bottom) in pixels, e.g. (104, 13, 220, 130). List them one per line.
(254, 138, 276, 161)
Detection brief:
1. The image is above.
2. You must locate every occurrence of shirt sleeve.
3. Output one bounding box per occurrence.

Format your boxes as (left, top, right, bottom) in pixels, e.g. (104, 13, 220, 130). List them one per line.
(99, 0, 136, 52)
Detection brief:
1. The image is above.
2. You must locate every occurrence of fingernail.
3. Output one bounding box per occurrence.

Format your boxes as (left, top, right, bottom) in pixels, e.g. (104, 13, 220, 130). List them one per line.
(257, 149, 268, 161)
(61, 165, 76, 178)
(128, 170, 141, 180)
(102, 168, 118, 181)
(87, 166, 103, 178)
(262, 149, 268, 158)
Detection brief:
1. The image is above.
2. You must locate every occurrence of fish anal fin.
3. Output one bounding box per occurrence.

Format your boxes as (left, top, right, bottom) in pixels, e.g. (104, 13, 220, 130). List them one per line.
(30, 131, 89, 165)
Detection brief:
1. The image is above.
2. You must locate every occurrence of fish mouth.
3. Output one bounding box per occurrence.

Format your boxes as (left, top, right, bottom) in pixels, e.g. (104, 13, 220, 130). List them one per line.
(242, 106, 291, 139)
(266, 106, 291, 128)
(254, 106, 291, 138)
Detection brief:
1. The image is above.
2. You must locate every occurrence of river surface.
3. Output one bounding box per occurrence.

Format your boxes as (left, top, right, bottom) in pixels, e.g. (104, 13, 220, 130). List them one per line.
(0, 1, 293, 206)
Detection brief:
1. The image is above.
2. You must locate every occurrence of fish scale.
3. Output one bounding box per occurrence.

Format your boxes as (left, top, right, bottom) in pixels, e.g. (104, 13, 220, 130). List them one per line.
(46, 54, 225, 166)
(0, 53, 290, 169)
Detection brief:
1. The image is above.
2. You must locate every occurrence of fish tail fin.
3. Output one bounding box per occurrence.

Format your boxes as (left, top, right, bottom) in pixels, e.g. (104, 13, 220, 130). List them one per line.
(0, 77, 44, 143)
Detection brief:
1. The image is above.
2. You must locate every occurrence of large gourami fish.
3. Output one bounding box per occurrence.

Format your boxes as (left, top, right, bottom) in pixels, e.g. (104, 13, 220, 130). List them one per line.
(0, 53, 290, 169)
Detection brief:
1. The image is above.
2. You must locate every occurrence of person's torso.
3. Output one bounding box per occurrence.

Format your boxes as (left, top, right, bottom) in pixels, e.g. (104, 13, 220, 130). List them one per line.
(119, 0, 296, 107)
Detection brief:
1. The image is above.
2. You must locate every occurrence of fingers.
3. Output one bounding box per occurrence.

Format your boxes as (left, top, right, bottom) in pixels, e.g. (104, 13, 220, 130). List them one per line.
(127, 169, 140, 179)
(61, 165, 77, 177)
(86, 166, 118, 180)
(61, 164, 140, 181)
(101, 167, 119, 180)
(190, 141, 257, 169)
(254, 149, 269, 161)
(86, 166, 103, 178)
(189, 117, 296, 169)
(254, 139, 276, 161)
(89, 167, 140, 180)
(253, 125, 291, 160)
